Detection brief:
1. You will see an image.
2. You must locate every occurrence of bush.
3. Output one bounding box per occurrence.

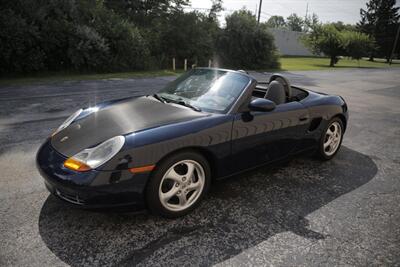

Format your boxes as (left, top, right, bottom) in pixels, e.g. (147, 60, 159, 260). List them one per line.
(68, 25, 110, 71)
(0, 0, 150, 74)
(0, 9, 45, 73)
(142, 10, 219, 69)
(216, 10, 280, 69)
(92, 9, 150, 71)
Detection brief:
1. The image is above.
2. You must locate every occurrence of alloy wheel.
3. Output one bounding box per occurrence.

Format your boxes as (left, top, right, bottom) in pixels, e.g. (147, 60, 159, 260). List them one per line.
(323, 121, 342, 156)
(158, 160, 205, 212)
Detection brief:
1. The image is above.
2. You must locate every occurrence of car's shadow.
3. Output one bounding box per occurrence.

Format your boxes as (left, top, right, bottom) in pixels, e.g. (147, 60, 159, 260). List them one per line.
(38, 146, 377, 266)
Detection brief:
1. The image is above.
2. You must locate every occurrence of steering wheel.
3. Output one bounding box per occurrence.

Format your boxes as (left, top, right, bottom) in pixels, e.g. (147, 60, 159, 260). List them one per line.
(269, 74, 292, 100)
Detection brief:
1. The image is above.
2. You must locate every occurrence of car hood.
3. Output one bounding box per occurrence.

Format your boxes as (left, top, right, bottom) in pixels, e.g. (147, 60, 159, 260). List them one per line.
(51, 96, 207, 157)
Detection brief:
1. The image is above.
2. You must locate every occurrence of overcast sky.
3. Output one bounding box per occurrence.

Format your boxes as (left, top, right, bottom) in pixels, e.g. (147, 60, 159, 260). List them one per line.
(189, 0, 372, 25)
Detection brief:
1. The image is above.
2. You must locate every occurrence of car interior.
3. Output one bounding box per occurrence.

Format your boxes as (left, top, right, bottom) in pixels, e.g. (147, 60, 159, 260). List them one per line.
(252, 74, 309, 105)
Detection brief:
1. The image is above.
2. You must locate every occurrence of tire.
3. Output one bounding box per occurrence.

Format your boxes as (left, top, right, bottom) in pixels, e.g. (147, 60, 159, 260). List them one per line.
(145, 151, 211, 218)
(316, 117, 344, 160)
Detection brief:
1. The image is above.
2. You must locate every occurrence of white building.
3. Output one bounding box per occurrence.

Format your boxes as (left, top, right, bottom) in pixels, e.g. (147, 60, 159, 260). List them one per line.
(269, 28, 313, 56)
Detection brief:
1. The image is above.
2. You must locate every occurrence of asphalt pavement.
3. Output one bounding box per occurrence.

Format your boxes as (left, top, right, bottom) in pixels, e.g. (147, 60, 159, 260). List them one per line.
(0, 68, 399, 266)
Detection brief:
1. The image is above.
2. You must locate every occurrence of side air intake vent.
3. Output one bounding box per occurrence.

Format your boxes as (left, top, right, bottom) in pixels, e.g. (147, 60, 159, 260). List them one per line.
(308, 117, 322, 132)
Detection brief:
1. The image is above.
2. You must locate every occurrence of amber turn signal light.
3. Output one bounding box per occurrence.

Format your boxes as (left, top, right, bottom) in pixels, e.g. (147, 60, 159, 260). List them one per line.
(129, 165, 155, 174)
(64, 158, 91, 172)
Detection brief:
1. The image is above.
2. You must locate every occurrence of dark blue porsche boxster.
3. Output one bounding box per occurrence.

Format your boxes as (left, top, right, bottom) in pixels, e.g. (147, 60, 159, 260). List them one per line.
(37, 68, 348, 218)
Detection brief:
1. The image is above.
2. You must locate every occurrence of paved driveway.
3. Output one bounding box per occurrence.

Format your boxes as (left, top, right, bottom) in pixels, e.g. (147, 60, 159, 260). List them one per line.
(0, 68, 399, 266)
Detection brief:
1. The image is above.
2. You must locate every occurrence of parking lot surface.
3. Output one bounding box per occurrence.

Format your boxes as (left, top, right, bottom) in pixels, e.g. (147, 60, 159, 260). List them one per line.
(0, 68, 399, 266)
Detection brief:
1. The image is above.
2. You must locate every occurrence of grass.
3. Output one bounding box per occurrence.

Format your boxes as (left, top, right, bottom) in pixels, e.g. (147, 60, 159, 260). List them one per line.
(279, 56, 400, 71)
(1, 57, 399, 86)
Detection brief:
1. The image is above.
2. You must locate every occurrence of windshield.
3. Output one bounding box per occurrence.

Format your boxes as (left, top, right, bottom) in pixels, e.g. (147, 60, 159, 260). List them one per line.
(158, 69, 250, 113)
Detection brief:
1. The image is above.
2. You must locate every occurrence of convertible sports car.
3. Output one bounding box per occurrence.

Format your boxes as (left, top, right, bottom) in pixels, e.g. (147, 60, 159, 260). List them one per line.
(37, 68, 348, 218)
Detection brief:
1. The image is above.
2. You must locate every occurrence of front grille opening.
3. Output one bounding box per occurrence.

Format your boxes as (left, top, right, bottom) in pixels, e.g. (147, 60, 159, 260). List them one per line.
(56, 189, 85, 205)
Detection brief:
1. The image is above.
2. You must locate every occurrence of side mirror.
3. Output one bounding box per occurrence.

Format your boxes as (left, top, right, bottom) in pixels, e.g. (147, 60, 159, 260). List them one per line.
(248, 98, 276, 112)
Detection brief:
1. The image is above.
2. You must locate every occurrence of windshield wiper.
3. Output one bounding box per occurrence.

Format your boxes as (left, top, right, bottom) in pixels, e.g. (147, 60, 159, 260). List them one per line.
(165, 97, 202, 112)
(154, 94, 202, 112)
(152, 93, 166, 103)
(174, 99, 202, 112)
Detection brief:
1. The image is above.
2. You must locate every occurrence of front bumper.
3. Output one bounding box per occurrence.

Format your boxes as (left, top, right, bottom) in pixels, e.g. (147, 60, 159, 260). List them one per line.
(36, 139, 150, 209)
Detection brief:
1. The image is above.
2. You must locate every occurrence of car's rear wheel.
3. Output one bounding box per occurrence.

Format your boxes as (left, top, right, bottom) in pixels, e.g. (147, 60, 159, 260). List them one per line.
(317, 117, 344, 160)
(146, 151, 210, 218)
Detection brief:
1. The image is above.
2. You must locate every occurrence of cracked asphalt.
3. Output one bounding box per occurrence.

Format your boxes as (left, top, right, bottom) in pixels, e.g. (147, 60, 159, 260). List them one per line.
(1, 68, 399, 266)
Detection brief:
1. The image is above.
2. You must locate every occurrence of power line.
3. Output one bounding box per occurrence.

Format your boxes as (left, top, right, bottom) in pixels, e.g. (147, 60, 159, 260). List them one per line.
(261, 11, 274, 17)
(183, 6, 238, 13)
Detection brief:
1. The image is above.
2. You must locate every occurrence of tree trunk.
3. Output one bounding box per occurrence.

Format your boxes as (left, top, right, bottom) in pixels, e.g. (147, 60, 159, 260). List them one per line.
(368, 55, 374, 61)
(329, 56, 335, 67)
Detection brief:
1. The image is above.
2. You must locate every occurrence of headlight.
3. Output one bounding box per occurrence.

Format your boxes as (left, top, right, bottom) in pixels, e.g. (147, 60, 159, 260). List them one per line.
(53, 109, 83, 136)
(64, 136, 125, 172)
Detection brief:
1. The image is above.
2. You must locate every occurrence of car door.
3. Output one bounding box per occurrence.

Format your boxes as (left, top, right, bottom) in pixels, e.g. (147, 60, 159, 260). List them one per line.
(229, 100, 310, 173)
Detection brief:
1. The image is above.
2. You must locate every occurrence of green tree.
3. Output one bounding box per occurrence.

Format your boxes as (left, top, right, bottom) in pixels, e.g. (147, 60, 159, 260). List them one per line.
(68, 25, 110, 71)
(0, 0, 80, 72)
(342, 31, 375, 61)
(286, 13, 304, 32)
(91, 7, 150, 71)
(0, 8, 45, 73)
(104, 0, 189, 28)
(266, 16, 286, 29)
(0, 0, 151, 73)
(216, 10, 279, 69)
(304, 13, 319, 32)
(209, 0, 223, 22)
(331, 21, 357, 32)
(357, 0, 399, 61)
(302, 24, 345, 67)
(105, 0, 220, 69)
(153, 11, 216, 67)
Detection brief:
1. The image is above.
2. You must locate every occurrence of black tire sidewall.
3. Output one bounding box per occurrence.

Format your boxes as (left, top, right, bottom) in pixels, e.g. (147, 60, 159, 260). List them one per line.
(145, 151, 211, 218)
(318, 117, 344, 160)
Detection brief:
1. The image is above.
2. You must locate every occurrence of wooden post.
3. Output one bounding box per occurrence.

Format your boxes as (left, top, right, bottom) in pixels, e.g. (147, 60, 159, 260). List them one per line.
(172, 57, 176, 71)
(389, 24, 400, 65)
(208, 59, 212, 67)
(184, 59, 187, 71)
(257, 0, 262, 24)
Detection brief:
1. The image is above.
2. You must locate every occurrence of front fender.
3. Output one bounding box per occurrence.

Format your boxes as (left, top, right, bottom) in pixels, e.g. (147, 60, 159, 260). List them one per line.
(99, 114, 234, 172)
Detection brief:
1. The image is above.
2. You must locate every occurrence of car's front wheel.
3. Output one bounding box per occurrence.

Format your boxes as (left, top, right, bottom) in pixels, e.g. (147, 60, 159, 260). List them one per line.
(146, 151, 211, 218)
(317, 117, 344, 160)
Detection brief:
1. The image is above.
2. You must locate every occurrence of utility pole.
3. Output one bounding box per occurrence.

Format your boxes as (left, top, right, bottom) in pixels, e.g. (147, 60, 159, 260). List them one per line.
(304, 2, 309, 31)
(389, 23, 400, 65)
(305, 2, 309, 20)
(257, 0, 262, 24)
